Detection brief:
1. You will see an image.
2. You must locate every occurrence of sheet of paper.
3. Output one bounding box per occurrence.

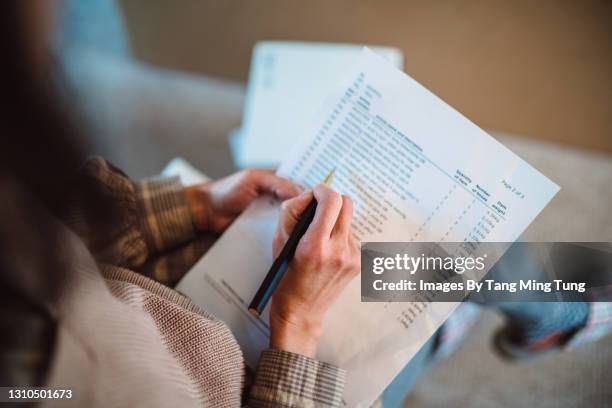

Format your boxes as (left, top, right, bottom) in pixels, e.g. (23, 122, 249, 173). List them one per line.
(162, 157, 210, 184)
(234, 41, 403, 168)
(177, 48, 559, 407)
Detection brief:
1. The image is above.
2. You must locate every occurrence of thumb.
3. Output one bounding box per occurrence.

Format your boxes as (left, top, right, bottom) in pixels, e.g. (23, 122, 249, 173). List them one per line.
(273, 191, 313, 255)
(281, 190, 313, 224)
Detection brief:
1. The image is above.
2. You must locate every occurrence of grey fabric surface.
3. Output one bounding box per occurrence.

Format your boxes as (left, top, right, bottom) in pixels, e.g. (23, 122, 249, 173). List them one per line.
(59, 49, 243, 180)
(57, 0, 132, 57)
(405, 310, 612, 408)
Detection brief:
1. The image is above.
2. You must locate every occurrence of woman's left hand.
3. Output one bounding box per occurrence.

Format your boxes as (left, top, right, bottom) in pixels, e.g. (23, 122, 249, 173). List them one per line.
(185, 169, 300, 233)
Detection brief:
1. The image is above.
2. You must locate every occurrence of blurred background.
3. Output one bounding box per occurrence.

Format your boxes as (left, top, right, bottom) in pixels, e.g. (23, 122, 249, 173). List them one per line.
(118, 0, 612, 154)
(57, 1, 611, 406)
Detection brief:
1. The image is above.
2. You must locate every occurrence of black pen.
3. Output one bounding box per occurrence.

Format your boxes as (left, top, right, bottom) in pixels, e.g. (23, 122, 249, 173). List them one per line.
(248, 169, 336, 317)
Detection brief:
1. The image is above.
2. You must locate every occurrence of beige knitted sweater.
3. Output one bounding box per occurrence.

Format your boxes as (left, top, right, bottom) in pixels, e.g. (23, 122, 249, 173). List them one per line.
(2, 158, 345, 407)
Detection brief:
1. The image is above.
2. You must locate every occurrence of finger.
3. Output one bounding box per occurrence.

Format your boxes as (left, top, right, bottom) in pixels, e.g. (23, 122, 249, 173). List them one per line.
(267, 168, 307, 192)
(306, 184, 343, 240)
(280, 190, 313, 231)
(274, 191, 313, 256)
(250, 169, 300, 199)
(332, 195, 354, 240)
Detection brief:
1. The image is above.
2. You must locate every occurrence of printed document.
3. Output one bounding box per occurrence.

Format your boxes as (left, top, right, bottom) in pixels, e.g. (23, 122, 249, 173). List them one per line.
(177, 48, 559, 406)
(233, 41, 403, 168)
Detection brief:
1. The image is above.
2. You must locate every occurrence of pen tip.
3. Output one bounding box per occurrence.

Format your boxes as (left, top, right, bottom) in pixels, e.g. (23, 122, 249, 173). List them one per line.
(324, 168, 336, 186)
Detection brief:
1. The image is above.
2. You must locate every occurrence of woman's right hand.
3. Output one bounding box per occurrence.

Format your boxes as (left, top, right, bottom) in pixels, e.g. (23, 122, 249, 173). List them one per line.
(269, 184, 360, 358)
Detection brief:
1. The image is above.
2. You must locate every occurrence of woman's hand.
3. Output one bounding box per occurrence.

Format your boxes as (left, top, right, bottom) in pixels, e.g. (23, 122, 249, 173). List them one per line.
(185, 169, 299, 233)
(269, 184, 360, 357)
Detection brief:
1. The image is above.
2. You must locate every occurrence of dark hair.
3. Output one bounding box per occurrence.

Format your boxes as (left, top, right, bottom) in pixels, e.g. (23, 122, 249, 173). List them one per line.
(0, 2, 107, 387)
(0, 3, 87, 212)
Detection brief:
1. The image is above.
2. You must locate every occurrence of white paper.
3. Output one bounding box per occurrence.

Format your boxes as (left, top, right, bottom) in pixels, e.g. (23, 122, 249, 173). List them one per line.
(234, 41, 403, 168)
(177, 48, 559, 407)
(162, 157, 209, 184)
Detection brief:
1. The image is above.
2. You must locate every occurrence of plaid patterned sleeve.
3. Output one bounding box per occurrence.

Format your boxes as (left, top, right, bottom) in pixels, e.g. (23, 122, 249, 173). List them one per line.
(566, 302, 612, 349)
(68, 158, 196, 276)
(133, 176, 195, 254)
(248, 349, 346, 408)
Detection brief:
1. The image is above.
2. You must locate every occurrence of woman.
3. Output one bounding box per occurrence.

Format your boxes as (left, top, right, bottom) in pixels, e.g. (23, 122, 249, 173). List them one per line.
(0, 3, 358, 407)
